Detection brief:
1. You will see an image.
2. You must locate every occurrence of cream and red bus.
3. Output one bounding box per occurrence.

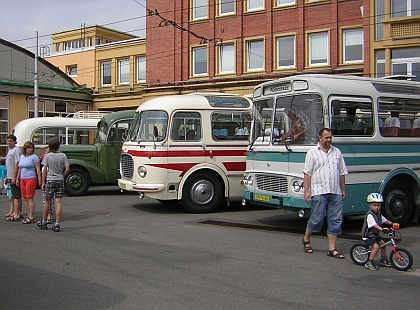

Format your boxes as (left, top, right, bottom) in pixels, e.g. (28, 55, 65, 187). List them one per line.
(118, 93, 252, 213)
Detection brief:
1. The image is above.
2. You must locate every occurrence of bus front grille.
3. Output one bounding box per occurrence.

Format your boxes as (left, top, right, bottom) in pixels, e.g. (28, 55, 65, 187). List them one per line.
(255, 174, 288, 193)
(120, 154, 134, 179)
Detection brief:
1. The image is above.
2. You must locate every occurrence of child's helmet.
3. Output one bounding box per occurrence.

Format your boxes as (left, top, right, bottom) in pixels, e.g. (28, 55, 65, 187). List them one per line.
(367, 193, 383, 203)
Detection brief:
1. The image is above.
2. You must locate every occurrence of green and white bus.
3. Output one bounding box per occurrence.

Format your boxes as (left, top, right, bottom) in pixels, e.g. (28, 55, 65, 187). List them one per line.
(242, 74, 420, 225)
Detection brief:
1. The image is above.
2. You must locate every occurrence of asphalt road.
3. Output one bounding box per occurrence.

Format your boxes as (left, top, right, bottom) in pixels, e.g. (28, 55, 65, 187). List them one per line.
(1, 186, 419, 310)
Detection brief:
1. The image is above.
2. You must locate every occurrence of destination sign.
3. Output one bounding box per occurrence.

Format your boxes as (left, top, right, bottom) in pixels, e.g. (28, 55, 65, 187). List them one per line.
(263, 83, 291, 95)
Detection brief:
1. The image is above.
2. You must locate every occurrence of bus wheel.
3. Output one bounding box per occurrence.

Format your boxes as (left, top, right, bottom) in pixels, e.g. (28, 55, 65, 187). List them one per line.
(382, 180, 413, 226)
(181, 172, 222, 213)
(65, 167, 90, 196)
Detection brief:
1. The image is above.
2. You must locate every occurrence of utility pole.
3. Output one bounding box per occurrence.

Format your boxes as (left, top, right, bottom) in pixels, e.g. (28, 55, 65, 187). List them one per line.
(34, 31, 39, 118)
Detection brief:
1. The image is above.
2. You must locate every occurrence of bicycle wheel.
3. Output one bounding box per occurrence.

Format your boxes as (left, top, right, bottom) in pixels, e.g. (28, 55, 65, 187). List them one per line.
(350, 243, 370, 265)
(390, 248, 413, 271)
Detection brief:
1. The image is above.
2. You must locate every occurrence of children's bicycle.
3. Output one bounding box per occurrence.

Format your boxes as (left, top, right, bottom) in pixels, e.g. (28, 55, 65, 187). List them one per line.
(350, 225, 413, 271)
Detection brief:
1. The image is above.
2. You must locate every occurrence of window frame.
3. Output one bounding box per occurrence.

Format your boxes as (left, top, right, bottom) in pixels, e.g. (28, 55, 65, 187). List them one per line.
(245, 38, 265, 72)
(217, 0, 235, 16)
(66, 65, 78, 77)
(136, 56, 146, 83)
(275, 34, 296, 69)
(276, 0, 296, 7)
(191, 45, 208, 77)
(245, 0, 265, 12)
(307, 31, 329, 67)
(191, 0, 208, 20)
(118, 58, 130, 85)
(342, 28, 364, 64)
(101, 60, 112, 86)
(217, 42, 236, 75)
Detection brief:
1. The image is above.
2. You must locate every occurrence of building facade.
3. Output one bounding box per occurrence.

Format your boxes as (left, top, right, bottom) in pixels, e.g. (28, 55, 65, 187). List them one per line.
(44, 0, 419, 113)
(0, 38, 92, 155)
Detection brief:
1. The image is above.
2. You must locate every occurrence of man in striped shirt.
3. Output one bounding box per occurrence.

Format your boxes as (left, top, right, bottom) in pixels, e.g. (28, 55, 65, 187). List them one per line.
(301, 128, 348, 259)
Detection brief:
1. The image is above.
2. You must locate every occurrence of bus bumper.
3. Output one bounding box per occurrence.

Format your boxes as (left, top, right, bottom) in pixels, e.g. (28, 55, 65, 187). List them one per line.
(243, 189, 310, 211)
(118, 179, 165, 192)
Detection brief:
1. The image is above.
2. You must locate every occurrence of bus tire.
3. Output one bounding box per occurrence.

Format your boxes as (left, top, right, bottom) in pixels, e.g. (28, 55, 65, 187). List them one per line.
(181, 171, 222, 213)
(64, 167, 90, 196)
(382, 180, 413, 226)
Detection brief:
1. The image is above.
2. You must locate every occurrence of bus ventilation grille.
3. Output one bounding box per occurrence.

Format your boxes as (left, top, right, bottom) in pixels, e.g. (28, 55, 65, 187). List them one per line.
(120, 154, 134, 179)
(255, 174, 288, 193)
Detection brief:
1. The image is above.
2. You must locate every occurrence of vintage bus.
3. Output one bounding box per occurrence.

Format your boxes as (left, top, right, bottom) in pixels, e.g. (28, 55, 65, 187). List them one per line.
(11, 113, 104, 157)
(242, 74, 420, 225)
(118, 93, 252, 213)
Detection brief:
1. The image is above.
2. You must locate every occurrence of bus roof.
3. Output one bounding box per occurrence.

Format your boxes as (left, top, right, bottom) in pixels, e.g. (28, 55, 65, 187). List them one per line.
(99, 110, 136, 125)
(136, 94, 252, 113)
(254, 74, 420, 98)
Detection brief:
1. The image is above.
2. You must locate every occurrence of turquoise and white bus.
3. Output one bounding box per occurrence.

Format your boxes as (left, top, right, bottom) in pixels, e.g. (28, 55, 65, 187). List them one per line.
(242, 74, 420, 225)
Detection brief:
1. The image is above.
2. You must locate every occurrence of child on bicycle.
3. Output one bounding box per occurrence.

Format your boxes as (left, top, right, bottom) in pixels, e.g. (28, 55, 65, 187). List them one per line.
(361, 193, 395, 271)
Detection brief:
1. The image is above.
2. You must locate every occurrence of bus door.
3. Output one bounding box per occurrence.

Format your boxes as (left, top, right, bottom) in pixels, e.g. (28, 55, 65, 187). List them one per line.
(168, 111, 203, 193)
(209, 111, 251, 196)
(102, 119, 133, 182)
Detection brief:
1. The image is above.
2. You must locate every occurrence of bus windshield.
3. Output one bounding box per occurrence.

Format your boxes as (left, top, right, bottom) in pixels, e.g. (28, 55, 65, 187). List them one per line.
(127, 110, 168, 142)
(252, 94, 323, 145)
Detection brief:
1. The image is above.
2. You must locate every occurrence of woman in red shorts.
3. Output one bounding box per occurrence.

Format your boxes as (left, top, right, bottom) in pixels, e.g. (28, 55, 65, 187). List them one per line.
(16, 141, 42, 224)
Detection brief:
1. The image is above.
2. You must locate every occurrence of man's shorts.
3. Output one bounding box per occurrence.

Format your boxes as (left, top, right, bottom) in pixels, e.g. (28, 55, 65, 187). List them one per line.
(9, 179, 21, 199)
(44, 180, 65, 200)
(20, 177, 37, 199)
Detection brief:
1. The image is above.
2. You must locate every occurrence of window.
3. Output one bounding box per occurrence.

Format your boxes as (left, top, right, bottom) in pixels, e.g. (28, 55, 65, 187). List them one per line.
(343, 29, 363, 63)
(218, 0, 234, 15)
(171, 112, 201, 141)
(246, 39, 264, 71)
(212, 112, 251, 141)
(330, 97, 373, 137)
(66, 65, 77, 77)
(0, 96, 9, 146)
(246, 0, 264, 11)
(96, 37, 102, 45)
(192, 46, 208, 76)
(276, 35, 295, 68)
(64, 39, 84, 50)
(391, 48, 420, 81)
(375, 0, 385, 41)
(118, 58, 130, 84)
(308, 32, 329, 66)
(136, 56, 146, 82)
(55, 43, 60, 52)
(392, 0, 419, 17)
(375, 50, 386, 77)
(218, 43, 235, 74)
(101, 61, 112, 86)
(192, 0, 208, 20)
(88, 37, 93, 46)
(277, 0, 295, 6)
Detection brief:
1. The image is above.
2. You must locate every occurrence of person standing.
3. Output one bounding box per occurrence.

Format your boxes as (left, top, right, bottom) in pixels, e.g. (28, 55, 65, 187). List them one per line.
(39, 138, 69, 232)
(0, 159, 6, 195)
(301, 128, 348, 258)
(16, 141, 42, 224)
(5, 134, 22, 221)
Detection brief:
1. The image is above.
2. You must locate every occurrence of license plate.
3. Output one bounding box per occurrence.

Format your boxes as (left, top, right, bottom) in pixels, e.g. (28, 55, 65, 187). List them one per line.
(119, 182, 126, 189)
(255, 194, 269, 202)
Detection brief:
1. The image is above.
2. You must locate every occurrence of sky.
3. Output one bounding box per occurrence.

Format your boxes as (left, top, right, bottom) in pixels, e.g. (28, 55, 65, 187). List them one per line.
(0, 0, 147, 54)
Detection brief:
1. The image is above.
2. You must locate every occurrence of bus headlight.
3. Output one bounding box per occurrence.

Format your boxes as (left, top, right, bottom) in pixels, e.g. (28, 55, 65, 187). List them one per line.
(243, 174, 253, 186)
(138, 166, 147, 178)
(292, 180, 304, 192)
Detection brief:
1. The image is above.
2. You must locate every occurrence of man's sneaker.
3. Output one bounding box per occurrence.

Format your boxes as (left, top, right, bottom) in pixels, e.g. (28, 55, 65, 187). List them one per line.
(52, 224, 60, 232)
(380, 257, 392, 267)
(365, 260, 378, 271)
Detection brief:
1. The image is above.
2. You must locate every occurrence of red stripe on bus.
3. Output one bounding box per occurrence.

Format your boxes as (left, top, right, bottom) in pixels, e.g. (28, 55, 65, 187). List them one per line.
(124, 149, 246, 157)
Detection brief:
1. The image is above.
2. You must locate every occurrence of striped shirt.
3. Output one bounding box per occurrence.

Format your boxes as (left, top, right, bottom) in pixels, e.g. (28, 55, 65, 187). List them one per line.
(303, 143, 348, 196)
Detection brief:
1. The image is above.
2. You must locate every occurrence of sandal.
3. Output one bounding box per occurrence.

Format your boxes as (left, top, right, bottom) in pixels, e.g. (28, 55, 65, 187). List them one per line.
(302, 238, 313, 254)
(6, 216, 20, 221)
(327, 249, 345, 259)
(22, 217, 35, 224)
(4, 212, 13, 217)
